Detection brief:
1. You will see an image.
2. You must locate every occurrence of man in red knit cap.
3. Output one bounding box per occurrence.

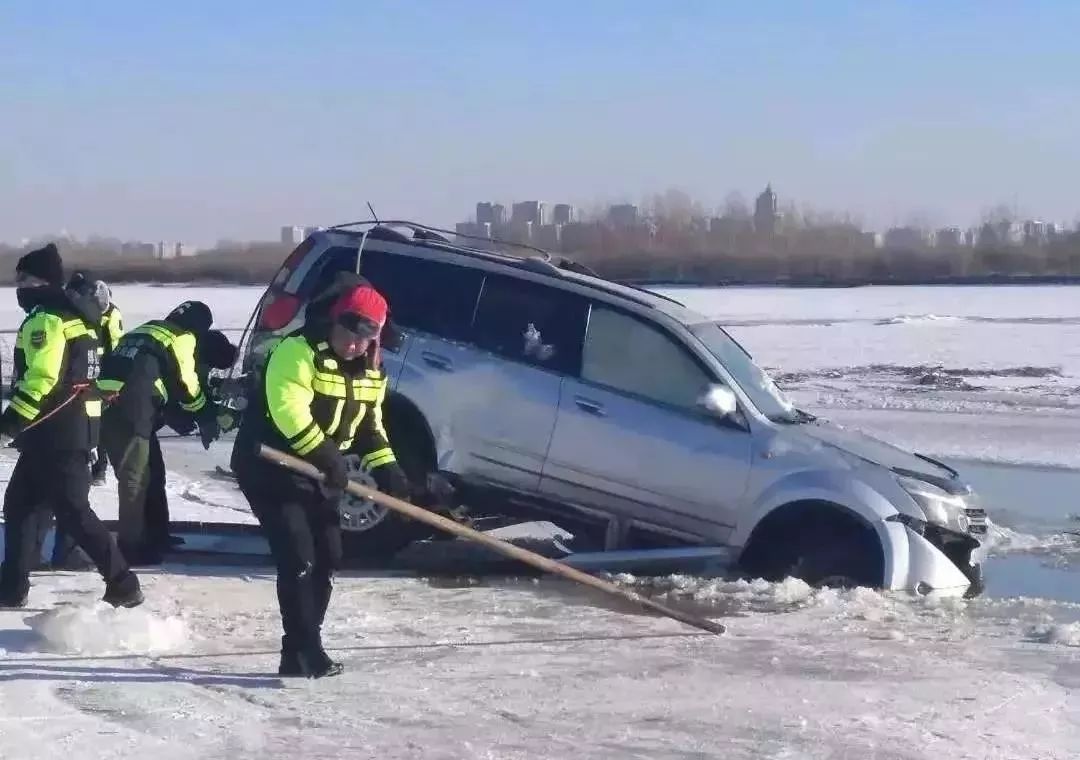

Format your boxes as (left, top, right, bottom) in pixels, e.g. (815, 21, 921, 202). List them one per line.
(231, 275, 412, 678)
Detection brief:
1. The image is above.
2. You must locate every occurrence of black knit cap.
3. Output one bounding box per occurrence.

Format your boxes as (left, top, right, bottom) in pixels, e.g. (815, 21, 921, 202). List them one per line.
(166, 300, 213, 334)
(16, 243, 64, 287)
(197, 329, 238, 370)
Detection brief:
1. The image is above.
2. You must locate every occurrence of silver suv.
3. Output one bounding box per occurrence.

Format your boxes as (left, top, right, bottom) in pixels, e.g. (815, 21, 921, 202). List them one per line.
(239, 221, 987, 597)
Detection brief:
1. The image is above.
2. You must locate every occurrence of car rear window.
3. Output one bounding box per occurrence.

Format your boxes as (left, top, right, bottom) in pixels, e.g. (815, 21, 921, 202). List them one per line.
(359, 249, 483, 341)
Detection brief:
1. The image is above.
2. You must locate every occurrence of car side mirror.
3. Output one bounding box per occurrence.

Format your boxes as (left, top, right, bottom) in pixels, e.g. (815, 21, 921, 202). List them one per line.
(699, 384, 738, 420)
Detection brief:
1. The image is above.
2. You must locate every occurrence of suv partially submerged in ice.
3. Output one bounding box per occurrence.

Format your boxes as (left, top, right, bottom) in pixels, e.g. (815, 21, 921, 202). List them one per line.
(238, 221, 988, 597)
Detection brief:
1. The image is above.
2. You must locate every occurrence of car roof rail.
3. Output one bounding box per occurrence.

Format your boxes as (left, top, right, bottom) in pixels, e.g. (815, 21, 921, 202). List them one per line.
(322, 218, 679, 311)
(327, 219, 551, 258)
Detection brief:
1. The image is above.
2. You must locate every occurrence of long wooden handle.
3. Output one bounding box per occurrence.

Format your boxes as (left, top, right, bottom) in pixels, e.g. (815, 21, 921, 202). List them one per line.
(259, 445, 725, 636)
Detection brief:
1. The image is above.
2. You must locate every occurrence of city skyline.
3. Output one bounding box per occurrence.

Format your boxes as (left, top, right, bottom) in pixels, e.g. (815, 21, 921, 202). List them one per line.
(2, 3, 1080, 247)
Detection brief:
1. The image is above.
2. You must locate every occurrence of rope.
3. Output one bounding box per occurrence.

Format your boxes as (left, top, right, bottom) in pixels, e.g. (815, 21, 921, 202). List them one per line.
(3, 631, 714, 665)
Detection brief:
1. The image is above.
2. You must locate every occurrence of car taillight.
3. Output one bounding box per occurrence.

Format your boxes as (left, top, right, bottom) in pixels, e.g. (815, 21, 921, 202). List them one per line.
(259, 292, 301, 330)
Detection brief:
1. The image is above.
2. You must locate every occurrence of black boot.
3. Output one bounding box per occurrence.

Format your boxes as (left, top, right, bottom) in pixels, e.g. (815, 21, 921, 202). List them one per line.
(278, 637, 343, 678)
(102, 571, 144, 608)
(0, 583, 29, 609)
(278, 635, 303, 676)
(0, 564, 29, 609)
(296, 647, 344, 679)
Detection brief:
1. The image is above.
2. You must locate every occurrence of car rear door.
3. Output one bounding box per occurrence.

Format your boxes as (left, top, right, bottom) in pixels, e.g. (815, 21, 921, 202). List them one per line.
(458, 274, 588, 491)
(540, 305, 752, 543)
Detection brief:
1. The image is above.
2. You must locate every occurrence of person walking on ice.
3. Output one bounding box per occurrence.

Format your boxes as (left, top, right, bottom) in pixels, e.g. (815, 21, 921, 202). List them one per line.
(0, 243, 143, 609)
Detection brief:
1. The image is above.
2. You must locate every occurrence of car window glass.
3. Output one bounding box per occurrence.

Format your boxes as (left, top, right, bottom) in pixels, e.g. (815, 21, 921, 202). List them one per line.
(301, 246, 358, 297)
(472, 275, 587, 374)
(582, 307, 710, 410)
(360, 250, 483, 340)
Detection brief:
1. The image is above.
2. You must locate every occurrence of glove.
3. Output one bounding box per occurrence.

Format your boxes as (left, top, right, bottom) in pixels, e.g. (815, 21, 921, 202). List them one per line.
(371, 462, 411, 500)
(306, 441, 349, 502)
(163, 407, 197, 436)
(0, 409, 23, 446)
(197, 415, 220, 450)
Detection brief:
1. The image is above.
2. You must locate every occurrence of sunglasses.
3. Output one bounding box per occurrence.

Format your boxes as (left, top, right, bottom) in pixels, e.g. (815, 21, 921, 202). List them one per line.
(335, 313, 381, 340)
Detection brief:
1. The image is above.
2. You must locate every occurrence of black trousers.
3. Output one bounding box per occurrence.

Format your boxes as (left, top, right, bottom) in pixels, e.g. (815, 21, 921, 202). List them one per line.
(101, 409, 169, 549)
(1, 449, 128, 592)
(239, 466, 343, 653)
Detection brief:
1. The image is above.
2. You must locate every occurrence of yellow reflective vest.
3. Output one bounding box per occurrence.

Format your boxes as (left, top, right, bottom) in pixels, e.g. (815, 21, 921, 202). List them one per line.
(96, 319, 208, 436)
(263, 334, 395, 470)
(2, 301, 102, 450)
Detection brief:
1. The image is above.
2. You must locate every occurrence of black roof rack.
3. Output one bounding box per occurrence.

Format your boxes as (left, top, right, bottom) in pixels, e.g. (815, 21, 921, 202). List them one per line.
(322, 219, 682, 312)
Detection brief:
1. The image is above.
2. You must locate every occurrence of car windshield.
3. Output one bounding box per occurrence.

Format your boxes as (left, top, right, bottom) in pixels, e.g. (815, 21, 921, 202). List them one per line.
(689, 321, 800, 423)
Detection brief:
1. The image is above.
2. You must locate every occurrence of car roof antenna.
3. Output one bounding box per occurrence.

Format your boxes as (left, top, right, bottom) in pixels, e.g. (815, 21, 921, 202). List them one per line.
(355, 202, 379, 274)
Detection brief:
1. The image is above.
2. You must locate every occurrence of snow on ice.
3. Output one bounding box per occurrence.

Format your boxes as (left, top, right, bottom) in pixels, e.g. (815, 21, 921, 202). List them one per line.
(0, 285, 1076, 757)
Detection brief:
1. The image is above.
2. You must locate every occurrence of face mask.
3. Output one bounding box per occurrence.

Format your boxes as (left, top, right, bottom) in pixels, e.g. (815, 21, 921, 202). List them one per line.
(16, 287, 46, 312)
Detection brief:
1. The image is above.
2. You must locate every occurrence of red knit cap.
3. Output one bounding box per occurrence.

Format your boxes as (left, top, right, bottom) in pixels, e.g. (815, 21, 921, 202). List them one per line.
(329, 285, 388, 328)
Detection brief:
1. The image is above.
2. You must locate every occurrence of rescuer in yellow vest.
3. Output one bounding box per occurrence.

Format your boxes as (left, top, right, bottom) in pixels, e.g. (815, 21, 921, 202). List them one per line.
(0, 244, 142, 609)
(231, 278, 411, 678)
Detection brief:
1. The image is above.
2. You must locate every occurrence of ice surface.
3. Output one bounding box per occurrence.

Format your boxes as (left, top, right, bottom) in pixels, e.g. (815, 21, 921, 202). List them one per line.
(0, 285, 1075, 756)
(0, 569, 1077, 758)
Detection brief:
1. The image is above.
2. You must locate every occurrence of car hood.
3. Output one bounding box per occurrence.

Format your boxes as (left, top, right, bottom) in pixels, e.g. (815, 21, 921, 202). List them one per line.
(795, 418, 959, 484)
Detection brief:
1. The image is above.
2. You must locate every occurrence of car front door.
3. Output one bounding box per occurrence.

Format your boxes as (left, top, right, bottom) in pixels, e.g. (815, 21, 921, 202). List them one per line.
(541, 305, 752, 544)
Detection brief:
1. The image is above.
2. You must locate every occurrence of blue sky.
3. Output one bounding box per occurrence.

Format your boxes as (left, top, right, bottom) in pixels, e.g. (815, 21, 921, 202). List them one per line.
(2, 1, 1079, 245)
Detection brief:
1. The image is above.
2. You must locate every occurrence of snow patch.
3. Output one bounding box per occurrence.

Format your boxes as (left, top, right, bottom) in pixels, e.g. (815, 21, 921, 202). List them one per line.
(25, 603, 189, 656)
(1027, 622, 1080, 647)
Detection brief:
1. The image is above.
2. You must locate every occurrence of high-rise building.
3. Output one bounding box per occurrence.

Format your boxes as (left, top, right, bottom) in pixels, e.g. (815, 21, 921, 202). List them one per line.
(303, 225, 323, 239)
(511, 201, 546, 227)
(476, 202, 507, 226)
(754, 184, 778, 235)
(552, 204, 575, 225)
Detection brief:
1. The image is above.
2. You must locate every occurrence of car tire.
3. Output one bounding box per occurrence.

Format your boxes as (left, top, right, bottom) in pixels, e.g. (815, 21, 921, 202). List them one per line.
(339, 405, 437, 563)
(787, 521, 883, 589)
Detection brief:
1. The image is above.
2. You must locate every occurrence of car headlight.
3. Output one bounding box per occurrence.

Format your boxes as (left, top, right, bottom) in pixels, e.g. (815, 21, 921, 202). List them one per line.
(897, 476, 971, 533)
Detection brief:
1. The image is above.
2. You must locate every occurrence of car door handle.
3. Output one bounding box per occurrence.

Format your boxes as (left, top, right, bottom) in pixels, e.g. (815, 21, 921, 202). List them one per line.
(420, 351, 453, 371)
(574, 396, 606, 416)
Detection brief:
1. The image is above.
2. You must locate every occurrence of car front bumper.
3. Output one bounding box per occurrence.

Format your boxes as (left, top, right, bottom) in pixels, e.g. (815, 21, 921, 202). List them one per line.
(883, 522, 985, 598)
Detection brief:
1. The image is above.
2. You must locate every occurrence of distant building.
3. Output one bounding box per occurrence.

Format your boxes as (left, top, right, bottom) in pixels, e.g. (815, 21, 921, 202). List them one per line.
(175, 242, 190, 258)
(932, 227, 965, 248)
(883, 226, 928, 250)
(511, 201, 546, 227)
(280, 226, 305, 245)
(476, 202, 507, 227)
(754, 184, 778, 235)
(551, 204, 575, 225)
(156, 241, 172, 260)
(1021, 220, 1063, 245)
(607, 203, 638, 228)
(533, 224, 561, 250)
(303, 225, 323, 239)
(455, 222, 491, 240)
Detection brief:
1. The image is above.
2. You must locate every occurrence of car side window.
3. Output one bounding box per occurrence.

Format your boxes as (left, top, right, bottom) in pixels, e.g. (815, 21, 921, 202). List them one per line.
(360, 250, 484, 341)
(471, 275, 587, 375)
(582, 306, 711, 411)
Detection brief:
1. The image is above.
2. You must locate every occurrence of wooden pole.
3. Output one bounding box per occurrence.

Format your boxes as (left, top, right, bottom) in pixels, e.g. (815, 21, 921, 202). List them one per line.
(259, 445, 725, 636)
